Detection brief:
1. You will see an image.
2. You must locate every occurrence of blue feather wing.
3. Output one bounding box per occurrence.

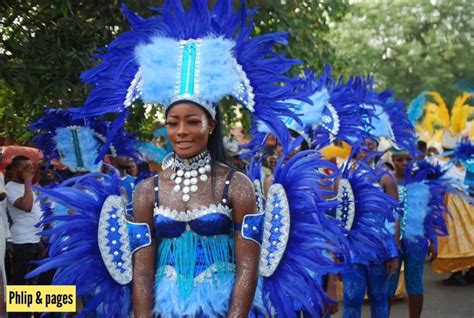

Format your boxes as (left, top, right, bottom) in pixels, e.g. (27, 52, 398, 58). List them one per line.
(259, 146, 349, 317)
(26, 173, 132, 317)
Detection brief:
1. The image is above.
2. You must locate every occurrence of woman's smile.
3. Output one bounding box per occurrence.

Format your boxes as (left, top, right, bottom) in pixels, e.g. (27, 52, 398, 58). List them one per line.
(175, 140, 194, 149)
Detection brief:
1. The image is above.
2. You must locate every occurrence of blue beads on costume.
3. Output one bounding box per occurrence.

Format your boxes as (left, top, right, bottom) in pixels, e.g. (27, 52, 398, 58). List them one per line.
(127, 221, 151, 253)
(98, 195, 132, 284)
(335, 178, 356, 230)
(241, 212, 264, 245)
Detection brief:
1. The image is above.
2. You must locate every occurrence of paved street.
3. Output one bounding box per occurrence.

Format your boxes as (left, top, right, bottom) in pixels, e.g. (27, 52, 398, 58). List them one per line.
(335, 263, 474, 317)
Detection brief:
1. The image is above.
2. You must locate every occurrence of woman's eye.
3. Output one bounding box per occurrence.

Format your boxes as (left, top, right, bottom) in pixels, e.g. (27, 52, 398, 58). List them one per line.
(165, 121, 177, 126)
(188, 120, 202, 125)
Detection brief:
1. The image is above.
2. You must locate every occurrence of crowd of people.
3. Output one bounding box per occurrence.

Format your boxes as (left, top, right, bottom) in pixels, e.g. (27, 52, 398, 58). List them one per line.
(0, 1, 473, 318)
(1, 130, 472, 317)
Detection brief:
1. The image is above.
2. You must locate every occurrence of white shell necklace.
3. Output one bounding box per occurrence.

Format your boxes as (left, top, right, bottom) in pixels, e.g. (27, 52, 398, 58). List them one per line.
(170, 150, 211, 202)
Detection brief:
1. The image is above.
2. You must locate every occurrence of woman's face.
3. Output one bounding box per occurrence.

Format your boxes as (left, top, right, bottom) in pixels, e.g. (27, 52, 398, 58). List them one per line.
(357, 138, 378, 161)
(392, 153, 412, 178)
(165, 102, 215, 158)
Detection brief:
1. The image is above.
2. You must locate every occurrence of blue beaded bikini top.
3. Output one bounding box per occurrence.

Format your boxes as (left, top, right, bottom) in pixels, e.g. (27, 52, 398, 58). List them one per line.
(153, 170, 235, 238)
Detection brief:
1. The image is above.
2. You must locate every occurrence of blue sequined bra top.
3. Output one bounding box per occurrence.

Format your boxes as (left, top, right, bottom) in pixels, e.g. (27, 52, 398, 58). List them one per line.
(152, 171, 236, 299)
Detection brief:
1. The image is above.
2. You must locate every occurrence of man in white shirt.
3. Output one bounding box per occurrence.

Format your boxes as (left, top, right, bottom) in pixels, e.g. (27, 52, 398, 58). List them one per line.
(5, 155, 43, 287)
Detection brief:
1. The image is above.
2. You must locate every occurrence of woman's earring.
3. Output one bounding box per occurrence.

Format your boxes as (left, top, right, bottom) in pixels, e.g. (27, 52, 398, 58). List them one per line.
(209, 131, 213, 135)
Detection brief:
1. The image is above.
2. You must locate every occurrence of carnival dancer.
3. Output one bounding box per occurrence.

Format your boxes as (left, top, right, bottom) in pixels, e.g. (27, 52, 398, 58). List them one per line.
(335, 84, 417, 318)
(27, 1, 351, 317)
(388, 151, 449, 318)
(337, 138, 399, 318)
(260, 69, 412, 318)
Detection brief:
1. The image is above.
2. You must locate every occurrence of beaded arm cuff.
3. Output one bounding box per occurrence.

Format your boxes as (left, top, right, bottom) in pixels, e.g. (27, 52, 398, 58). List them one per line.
(98, 195, 151, 285)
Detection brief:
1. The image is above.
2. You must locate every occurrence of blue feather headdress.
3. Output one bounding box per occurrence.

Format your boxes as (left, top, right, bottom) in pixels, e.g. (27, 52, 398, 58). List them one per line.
(363, 84, 417, 153)
(336, 162, 397, 264)
(452, 140, 474, 172)
(401, 160, 449, 256)
(29, 108, 138, 172)
(246, 140, 350, 317)
(254, 66, 377, 150)
(77, 1, 307, 153)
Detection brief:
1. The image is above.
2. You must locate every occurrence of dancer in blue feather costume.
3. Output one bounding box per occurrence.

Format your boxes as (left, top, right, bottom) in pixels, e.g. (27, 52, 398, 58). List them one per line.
(26, 1, 354, 317)
(337, 139, 400, 318)
(388, 151, 449, 318)
(266, 67, 406, 317)
(246, 139, 350, 317)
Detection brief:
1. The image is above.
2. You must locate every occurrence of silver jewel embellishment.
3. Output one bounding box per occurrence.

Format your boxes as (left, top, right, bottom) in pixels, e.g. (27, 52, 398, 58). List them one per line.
(169, 150, 211, 202)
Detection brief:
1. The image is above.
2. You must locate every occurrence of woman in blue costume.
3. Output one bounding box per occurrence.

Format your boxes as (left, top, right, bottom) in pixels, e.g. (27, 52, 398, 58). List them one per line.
(27, 2, 355, 317)
(388, 151, 449, 318)
(339, 138, 399, 318)
(339, 83, 416, 318)
(133, 102, 262, 317)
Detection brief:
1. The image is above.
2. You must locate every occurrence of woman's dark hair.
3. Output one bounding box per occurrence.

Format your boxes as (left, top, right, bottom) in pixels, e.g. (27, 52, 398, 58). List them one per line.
(207, 107, 229, 165)
(11, 155, 31, 168)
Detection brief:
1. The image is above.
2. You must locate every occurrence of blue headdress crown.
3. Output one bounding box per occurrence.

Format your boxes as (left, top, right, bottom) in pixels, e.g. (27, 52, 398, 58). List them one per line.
(256, 65, 377, 149)
(77, 1, 306, 151)
(30, 108, 138, 172)
(133, 36, 254, 118)
(362, 85, 417, 153)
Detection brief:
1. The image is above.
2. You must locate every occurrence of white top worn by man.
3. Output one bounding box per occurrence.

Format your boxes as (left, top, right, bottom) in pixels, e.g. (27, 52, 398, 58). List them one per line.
(6, 164, 43, 244)
(5, 155, 44, 286)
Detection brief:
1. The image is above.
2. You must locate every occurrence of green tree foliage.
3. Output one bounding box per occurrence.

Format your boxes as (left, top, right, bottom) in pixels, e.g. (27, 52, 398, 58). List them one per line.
(328, 0, 474, 104)
(249, 0, 349, 72)
(0, 0, 348, 143)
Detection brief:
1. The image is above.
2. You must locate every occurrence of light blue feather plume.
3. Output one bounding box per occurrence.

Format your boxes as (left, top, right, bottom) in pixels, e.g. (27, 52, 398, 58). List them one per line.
(404, 182, 431, 243)
(54, 127, 102, 172)
(407, 91, 427, 124)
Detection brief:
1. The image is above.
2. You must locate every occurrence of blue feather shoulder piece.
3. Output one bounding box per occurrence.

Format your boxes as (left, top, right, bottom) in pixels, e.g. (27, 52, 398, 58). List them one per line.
(246, 140, 350, 317)
(336, 162, 397, 264)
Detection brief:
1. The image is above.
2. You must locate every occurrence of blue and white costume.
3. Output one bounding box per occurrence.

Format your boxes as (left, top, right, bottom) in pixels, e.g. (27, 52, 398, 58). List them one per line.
(26, 1, 354, 318)
(152, 171, 263, 317)
(388, 159, 449, 297)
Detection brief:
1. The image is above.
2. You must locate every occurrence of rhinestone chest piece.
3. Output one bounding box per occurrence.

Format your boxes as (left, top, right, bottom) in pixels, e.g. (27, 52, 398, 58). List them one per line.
(170, 150, 211, 202)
